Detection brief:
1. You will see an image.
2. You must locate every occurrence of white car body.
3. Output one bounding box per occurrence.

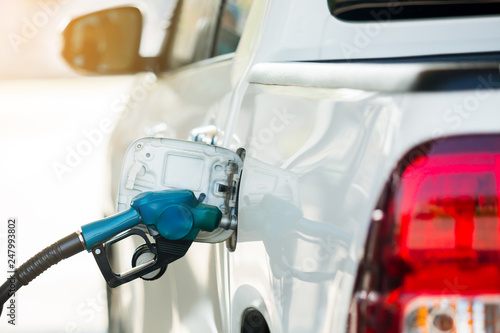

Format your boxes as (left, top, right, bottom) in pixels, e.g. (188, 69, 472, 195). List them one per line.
(104, 0, 500, 332)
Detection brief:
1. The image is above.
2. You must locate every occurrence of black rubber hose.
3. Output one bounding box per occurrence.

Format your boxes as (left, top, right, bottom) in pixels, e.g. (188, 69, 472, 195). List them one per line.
(0, 232, 85, 315)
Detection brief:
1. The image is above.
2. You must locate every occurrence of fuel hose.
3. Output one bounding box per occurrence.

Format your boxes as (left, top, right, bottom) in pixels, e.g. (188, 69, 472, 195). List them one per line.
(0, 232, 85, 315)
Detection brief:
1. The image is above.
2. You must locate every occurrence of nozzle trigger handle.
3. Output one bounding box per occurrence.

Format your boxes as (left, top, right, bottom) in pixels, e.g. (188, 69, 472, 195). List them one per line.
(91, 228, 192, 288)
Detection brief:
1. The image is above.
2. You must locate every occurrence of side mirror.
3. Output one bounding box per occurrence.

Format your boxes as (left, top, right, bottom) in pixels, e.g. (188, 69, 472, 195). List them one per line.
(61, 7, 146, 75)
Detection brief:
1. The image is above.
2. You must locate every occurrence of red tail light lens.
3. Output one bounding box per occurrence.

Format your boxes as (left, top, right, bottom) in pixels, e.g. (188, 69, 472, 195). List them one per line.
(349, 135, 500, 333)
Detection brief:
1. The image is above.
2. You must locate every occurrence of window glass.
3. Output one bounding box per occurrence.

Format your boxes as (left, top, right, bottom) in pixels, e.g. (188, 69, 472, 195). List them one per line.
(213, 0, 253, 57)
(168, 0, 221, 69)
(328, 0, 500, 21)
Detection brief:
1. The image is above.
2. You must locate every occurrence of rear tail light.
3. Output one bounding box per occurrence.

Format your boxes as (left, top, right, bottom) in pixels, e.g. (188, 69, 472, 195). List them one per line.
(349, 135, 500, 333)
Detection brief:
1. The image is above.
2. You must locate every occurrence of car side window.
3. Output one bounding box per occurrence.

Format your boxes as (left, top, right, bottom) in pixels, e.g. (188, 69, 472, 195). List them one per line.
(168, 0, 222, 69)
(213, 0, 253, 57)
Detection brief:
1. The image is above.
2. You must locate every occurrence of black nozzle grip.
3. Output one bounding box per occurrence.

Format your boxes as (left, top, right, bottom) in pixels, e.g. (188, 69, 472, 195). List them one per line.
(92, 229, 192, 288)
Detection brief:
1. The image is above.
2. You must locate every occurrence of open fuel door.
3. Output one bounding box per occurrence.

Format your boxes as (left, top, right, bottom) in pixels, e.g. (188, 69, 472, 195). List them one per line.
(117, 138, 243, 243)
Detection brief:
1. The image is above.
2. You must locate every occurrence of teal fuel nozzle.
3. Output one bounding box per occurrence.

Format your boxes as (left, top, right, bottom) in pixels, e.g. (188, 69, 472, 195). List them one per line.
(81, 189, 223, 287)
(81, 189, 222, 250)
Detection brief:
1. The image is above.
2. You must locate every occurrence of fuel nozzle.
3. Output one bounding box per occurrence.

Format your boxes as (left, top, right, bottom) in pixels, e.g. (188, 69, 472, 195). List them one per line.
(0, 189, 223, 313)
(81, 189, 222, 249)
(82, 189, 223, 287)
